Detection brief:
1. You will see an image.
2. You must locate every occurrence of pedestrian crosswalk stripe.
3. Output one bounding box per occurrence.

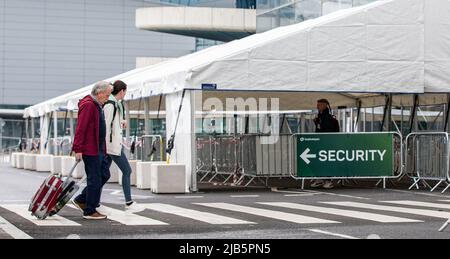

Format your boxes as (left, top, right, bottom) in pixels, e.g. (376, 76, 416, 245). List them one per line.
(195, 203, 340, 224)
(0, 204, 80, 226)
(68, 204, 168, 226)
(258, 202, 422, 223)
(382, 200, 450, 210)
(0, 216, 33, 239)
(323, 202, 450, 219)
(141, 203, 255, 225)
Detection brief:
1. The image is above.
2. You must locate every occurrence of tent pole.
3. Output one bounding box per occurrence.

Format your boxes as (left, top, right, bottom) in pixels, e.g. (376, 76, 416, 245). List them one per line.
(380, 94, 390, 131)
(53, 111, 58, 156)
(387, 94, 392, 131)
(354, 100, 362, 132)
(69, 111, 74, 143)
(401, 106, 404, 135)
(444, 94, 450, 132)
(371, 107, 374, 132)
(409, 94, 419, 134)
(124, 102, 130, 139)
(144, 98, 150, 135)
(363, 108, 366, 132)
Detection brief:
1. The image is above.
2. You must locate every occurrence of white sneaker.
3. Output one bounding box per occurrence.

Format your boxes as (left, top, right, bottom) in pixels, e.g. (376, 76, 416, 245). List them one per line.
(125, 202, 145, 213)
(310, 180, 324, 188)
(96, 205, 111, 216)
(323, 181, 334, 189)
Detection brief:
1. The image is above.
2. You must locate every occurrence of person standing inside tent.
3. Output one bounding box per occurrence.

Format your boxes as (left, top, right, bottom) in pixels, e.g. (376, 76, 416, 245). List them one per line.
(103, 80, 143, 212)
(72, 81, 112, 220)
(310, 98, 340, 189)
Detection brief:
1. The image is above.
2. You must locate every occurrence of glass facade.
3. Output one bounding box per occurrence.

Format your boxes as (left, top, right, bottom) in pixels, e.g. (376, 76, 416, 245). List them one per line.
(256, 0, 376, 32)
(145, 0, 256, 8)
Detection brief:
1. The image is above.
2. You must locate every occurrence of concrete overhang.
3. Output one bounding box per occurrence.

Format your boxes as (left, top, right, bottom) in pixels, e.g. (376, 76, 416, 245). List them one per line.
(136, 7, 256, 42)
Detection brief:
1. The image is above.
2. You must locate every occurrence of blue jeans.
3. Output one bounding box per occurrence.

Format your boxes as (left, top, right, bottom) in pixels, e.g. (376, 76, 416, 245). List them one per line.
(106, 148, 133, 203)
(75, 153, 110, 215)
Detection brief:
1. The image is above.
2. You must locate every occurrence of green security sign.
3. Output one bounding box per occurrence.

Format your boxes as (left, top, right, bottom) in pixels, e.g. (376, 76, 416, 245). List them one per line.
(296, 133, 394, 177)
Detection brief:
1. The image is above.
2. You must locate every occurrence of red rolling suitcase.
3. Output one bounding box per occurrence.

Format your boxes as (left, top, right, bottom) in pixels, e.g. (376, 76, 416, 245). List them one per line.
(28, 161, 80, 220)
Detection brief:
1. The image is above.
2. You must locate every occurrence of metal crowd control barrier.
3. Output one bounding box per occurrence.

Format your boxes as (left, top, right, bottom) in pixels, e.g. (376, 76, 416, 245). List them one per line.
(196, 134, 294, 187)
(141, 135, 165, 162)
(288, 132, 403, 189)
(121, 137, 141, 160)
(196, 135, 240, 185)
(405, 132, 450, 193)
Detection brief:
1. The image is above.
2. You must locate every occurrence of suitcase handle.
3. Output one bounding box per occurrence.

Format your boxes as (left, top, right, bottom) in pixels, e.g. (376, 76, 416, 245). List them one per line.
(69, 161, 80, 178)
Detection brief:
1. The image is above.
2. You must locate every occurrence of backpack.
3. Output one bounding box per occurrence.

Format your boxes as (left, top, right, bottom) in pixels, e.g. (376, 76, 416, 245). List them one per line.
(330, 115, 340, 132)
(104, 100, 126, 143)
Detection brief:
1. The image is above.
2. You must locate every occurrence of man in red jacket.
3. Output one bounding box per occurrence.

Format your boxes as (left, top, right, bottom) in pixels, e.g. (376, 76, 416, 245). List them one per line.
(71, 81, 112, 220)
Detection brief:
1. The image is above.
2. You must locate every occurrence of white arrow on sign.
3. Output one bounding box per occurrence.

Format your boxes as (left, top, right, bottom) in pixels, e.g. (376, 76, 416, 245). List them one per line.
(300, 148, 316, 165)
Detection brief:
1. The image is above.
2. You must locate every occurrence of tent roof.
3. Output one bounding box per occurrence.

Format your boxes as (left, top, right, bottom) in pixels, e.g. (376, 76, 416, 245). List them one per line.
(24, 0, 450, 118)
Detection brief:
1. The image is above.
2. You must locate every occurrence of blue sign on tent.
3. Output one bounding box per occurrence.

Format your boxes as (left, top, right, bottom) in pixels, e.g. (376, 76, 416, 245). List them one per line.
(201, 84, 217, 90)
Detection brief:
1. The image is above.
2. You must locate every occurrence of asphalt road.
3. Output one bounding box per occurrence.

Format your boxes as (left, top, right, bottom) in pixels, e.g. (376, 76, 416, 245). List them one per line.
(1, 163, 450, 239)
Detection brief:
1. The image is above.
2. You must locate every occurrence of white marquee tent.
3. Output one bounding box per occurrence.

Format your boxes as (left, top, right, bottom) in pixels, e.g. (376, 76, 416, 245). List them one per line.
(23, 0, 450, 191)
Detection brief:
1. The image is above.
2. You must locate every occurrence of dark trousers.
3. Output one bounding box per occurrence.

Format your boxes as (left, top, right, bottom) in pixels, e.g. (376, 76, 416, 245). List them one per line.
(75, 153, 110, 215)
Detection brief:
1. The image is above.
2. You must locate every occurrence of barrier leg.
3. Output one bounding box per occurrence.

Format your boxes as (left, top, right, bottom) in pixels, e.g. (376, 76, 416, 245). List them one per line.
(409, 178, 421, 190)
(430, 180, 444, 192)
(244, 177, 255, 187)
(223, 174, 233, 183)
(208, 172, 219, 182)
(301, 179, 305, 190)
(422, 180, 432, 190)
(439, 219, 450, 232)
(442, 184, 450, 194)
(199, 171, 211, 182)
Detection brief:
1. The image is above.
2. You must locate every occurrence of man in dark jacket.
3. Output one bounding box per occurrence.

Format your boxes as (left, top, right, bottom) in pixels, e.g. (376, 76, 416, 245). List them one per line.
(72, 81, 112, 220)
(311, 99, 339, 189)
(314, 99, 339, 133)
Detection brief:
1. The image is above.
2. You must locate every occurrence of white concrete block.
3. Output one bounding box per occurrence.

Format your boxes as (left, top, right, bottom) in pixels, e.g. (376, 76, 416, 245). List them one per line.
(35, 155, 53, 172)
(10, 153, 17, 167)
(108, 162, 120, 183)
(51, 156, 64, 175)
(24, 154, 37, 171)
(61, 157, 85, 179)
(151, 163, 186, 194)
(119, 160, 138, 186)
(136, 161, 165, 190)
(16, 153, 25, 169)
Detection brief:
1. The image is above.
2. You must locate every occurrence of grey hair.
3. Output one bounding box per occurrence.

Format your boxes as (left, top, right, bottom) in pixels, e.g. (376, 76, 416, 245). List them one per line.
(91, 81, 112, 96)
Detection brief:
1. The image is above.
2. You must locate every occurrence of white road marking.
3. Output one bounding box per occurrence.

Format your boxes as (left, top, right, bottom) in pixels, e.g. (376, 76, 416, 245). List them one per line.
(382, 200, 450, 210)
(259, 202, 421, 223)
(68, 204, 167, 226)
(0, 216, 33, 239)
(175, 196, 204, 199)
(386, 189, 448, 198)
(141, 203, 254, 225)
(308, 229, 359, 239)
(323, 202, 450, 219)
(195, 203, 339, 224)
(1, 204, 80, 226)
(230, 195, 260, 198)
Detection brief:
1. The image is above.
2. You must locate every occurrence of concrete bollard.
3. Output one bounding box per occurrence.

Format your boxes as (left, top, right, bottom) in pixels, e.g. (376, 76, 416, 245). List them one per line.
(11, 153, 17, 168)
(16, 153, 25, 169)
(61, 157, 85, 179)
(136, 161, 165, 190)
(35, 154, 53, 172)
(51, 156, 64, 175)
(118, 160, 138, 186)
(24, 154, 37, 171)
(151, 163, 186, 194)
